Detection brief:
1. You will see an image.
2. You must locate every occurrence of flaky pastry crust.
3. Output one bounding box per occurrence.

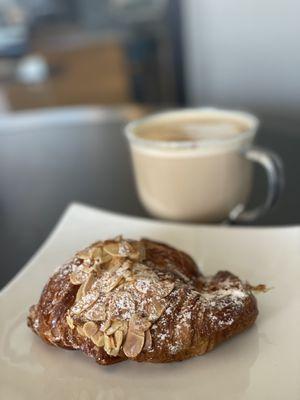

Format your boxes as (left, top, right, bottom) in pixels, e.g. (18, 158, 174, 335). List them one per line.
(28, 238, 258, 365)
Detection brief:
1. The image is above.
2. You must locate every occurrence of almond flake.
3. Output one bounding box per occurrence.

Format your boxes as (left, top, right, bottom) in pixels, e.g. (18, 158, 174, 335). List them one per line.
(66, 314, 74, 329)
(100, 319, 111, 332)
(75, 273, 97, 301)
(108, 258, 123, 272)
(117, 260, 132, 276)
(114, 329, 123, 352)
(85, 302, 106, 321)
(104, 334, 113, 354)
(123, 329, 145, 358)
(119, 320, 128, 335)
(90, 247, 103, 259)
(70, 271, 87, 285)
(119, 240, 134, 257)
(70, 290, 99, 315)
(143, 329, 152, 351)
(123, 270, 134, 281)
(102, 275, 123, 293)
(75, 283, 85, 302)
(131, 316, 151, 332)
(104, 333, 122, 357)
(81, 265, 92, 274)
(83, 321, 98, 338)
(81, 273, 97, 297)
(133, 263, 148, 274)
(106, 320, 122, 335)
(129, 242, 146, 261)
(102, 253, 112, 263)
(158, 281, 175, 297)
(103, 243, 120, 257)
(76, 325, 85, 336)
(92, 262, 103, 274)
(76, 249, 91, 260)
(91, 331, 104, 347)
(146, 299, 167, 321)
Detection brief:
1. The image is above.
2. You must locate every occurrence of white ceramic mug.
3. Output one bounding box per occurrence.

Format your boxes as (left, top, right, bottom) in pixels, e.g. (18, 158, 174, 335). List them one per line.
(125, 108, 284, 223)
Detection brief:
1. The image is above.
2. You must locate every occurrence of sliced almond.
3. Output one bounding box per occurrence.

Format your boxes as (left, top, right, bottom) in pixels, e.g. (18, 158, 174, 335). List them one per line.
(123, 270, 134, 281)
(106, 320, 122, 335)
(114, 329, 123, 349)
(70, 290, 99, 315)
(146, 299, 167, 321)
(82, 258, 92, 267)
(119, 320, 128, 335)
(108, 258, 123, 272)
(131, 316, 151, 332)
(70, 271, 87, 285)
(100, 319, 111, 332)
(133, 263, 148, 274)
(103, 243, 120, 257)
(76, 325, 85, 336)
(104, 333, 121, 357)
(75, 283, 85, 302)
(83, 321, 98, 338)
(116, 260, 132, 276)
(81, 264, 92, 274)
(137, 243, 146, 261)
(104, 333, 113, 354)
(157, 281, 175, 298)
(83, 245, 111, 264)
(90, 247, 103, 259)
(123, 329, 145, 358)
(153, 299, 167, 319)
(135, 277, 151, 294)
(85, 302, 106, 321)
(66, 314, 74, 329)
(143, 329, 152, 351)
(129, 242, 146, 261)
(101, 252, 112, 263)
(91, 331, 104, 347)
(76, 273, 97, 301)
(119, 240, 134, 257)
(76, 249, 91, 260)
(102, 274, 123, 293)
(92, 261, 103, 274)
(81, 274, 97, 297)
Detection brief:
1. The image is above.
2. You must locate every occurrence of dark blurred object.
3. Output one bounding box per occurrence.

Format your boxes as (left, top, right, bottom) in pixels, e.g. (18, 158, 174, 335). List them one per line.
(73, 0, 185, 105)
(0, 1, 28, 57)
(104, 0, 185, 105)
(0, 0, 184, 110)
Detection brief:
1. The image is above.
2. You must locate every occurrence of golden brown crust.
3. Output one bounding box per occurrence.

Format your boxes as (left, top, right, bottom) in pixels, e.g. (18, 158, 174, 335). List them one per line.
(27, 238, 258, 365)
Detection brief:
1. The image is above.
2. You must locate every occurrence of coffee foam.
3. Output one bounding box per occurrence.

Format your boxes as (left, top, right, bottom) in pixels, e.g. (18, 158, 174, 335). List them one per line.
(126, 109, 258, 221)
(135, 116, 249, 143)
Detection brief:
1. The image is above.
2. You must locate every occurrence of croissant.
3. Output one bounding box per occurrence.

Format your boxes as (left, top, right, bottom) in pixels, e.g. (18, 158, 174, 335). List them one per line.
(27, 237, 258, 365)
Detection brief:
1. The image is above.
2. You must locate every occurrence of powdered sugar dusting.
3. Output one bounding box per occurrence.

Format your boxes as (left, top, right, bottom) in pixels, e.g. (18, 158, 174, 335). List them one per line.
(30, 238, 255, 361)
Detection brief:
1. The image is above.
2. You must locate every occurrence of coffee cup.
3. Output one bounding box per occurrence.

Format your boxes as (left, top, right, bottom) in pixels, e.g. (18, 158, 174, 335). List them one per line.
(125, 108, 284, 223)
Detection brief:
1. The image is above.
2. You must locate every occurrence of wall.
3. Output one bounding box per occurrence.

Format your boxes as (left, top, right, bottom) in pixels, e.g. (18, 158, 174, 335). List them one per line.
(182, 0, 300, 115)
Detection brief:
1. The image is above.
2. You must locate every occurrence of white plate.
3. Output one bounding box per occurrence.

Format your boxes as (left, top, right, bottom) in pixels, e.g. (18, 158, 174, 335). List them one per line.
(1, 203, 300, 400)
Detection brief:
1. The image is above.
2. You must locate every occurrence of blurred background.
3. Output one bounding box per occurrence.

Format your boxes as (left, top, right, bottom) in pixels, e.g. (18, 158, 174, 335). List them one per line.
(0, 0, 183, 112)
(1, 0, 300, 287)
(0, 0, 299, 116)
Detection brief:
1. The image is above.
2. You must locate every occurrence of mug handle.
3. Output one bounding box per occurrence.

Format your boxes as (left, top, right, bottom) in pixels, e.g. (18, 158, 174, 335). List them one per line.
(228, 146, 284, 223)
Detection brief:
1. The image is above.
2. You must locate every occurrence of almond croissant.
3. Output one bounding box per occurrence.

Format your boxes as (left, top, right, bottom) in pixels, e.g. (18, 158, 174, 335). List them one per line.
(27, 238, 258, 365)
